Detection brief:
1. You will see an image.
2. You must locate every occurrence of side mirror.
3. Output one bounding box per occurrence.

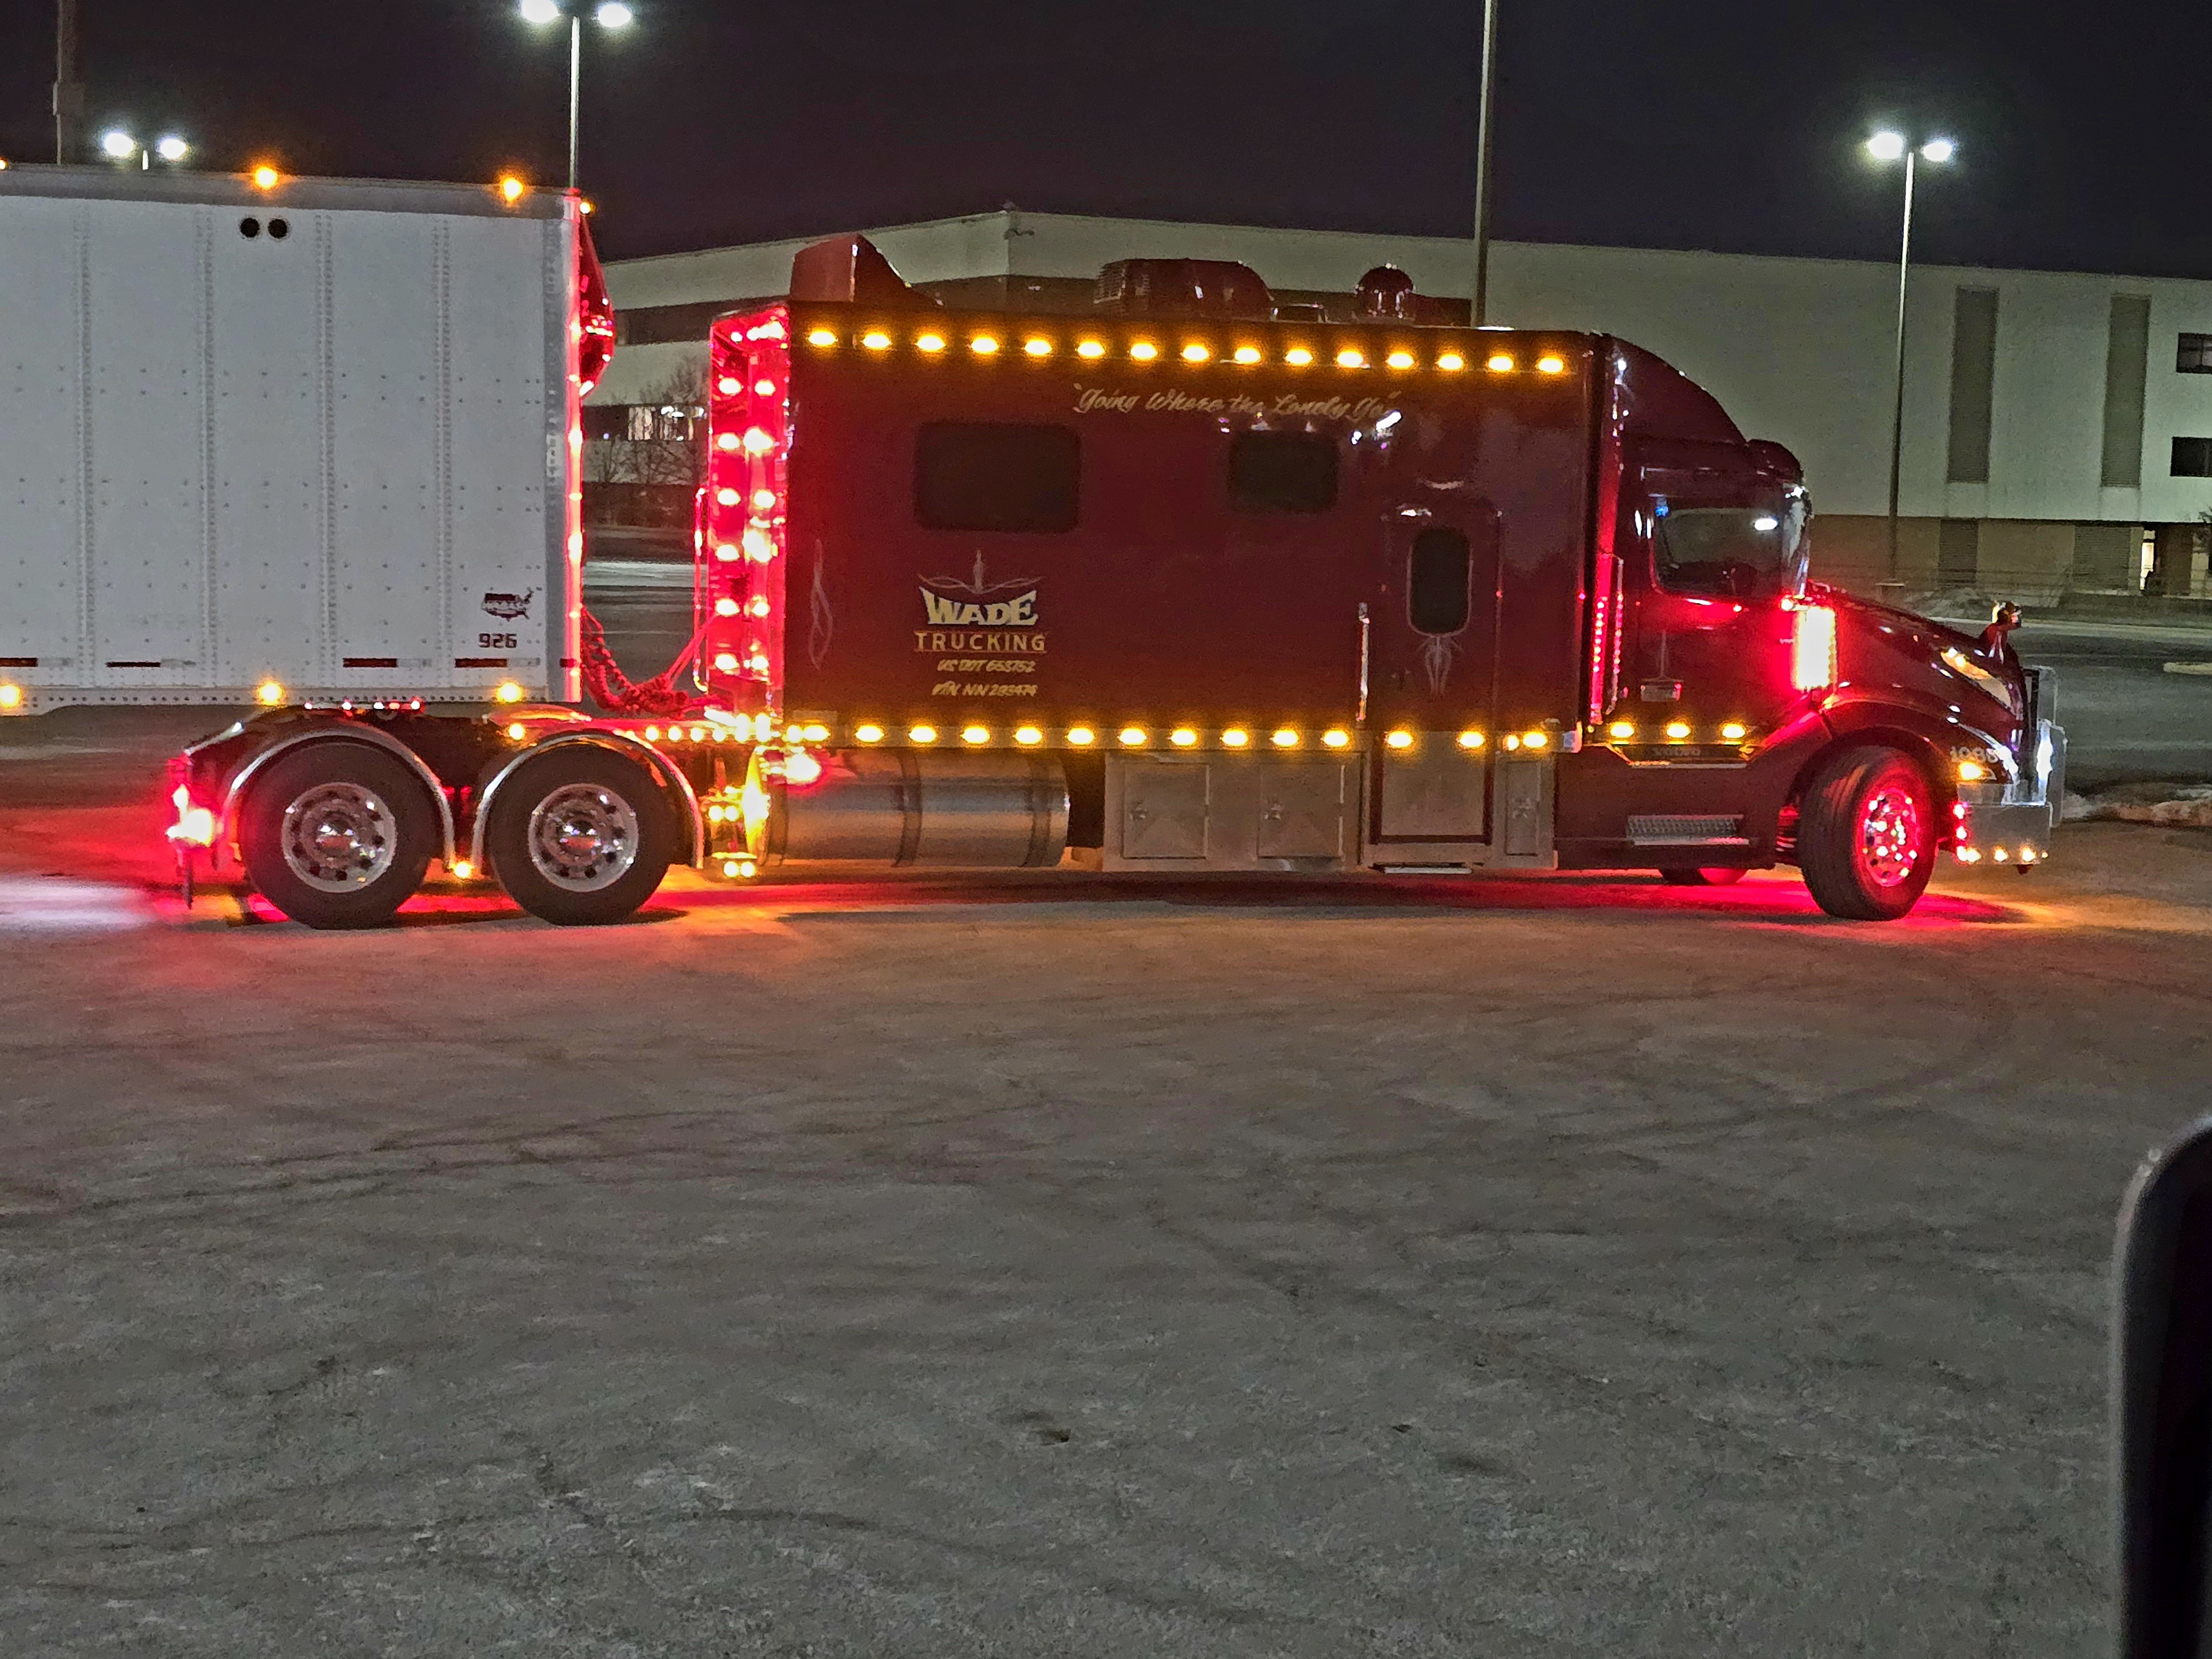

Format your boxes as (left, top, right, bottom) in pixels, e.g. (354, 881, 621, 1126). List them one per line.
(2116, 1118, 2212, 1656)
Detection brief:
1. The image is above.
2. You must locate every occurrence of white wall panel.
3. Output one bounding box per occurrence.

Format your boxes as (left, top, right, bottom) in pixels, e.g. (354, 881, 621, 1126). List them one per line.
(0, 199, 87, 680)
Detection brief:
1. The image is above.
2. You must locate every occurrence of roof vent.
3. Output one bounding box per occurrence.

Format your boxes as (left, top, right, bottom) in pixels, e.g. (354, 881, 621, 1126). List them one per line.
(1094, 258, 1275, 320)
(1355, 265, 1418, 319)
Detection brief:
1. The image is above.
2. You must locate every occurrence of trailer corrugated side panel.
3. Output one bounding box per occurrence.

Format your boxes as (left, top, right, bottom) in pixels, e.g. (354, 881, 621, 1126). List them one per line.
(0, 170, 580, 712)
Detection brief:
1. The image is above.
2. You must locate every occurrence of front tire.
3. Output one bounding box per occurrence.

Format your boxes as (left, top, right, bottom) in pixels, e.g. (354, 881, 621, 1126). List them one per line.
(484, 747, 674, 925)
(1797, 744, 1935, 920)
(238, 742, 437, 928)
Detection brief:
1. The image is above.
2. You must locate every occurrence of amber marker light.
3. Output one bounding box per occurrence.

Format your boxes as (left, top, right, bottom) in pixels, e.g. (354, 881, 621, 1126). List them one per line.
(494, 680, 524, 704)
(908, 723, 938, 743)
(1384, 729, 1414, 749)
(1181, 343, 1210, 363)
(1170, 727, 1198, 747)
(1536, 354, 1567, 374)
(1076, 340, 1106, 359)
(715, 432, 742, 452)
(1119, 726, 1148, 745)
(0, 685, 20, 710)
(250, 164, 281, 190)
(452, 859, 476, 880)
(1272, 728, 1301, 748)
(1221, 728, 1250, 748)
(1385, 350, 1416, 370)
(505, 722, 526, 741)
(1957, 757, 1987, 781)
(713, 542, 738, 562)
(498, 175, 526, 204)
(1233, 346, 1262, 364)
(860, 330, 893, 351)
(969, 335, 1000, 355)
(1023, 338, 1052, 357)
(1066, 726, 1097, 747)
(806, 327, 839, 347)
(1335, 348, 1367, 369)
(915, 332, 946, 353)
(1437, 351, 1467, 371)
(1486, 353, 1515, 373)
(1720, 722, 1749, 742)
(1664, 721, 1691, 740)
(256, 680, 285, 706)
(1285, 346, 1314, 367)
(801, 723, 829, 742)
(1457, 729, 1485, 749)
(855, 723, 885, 743)
(1322, 728, 1351, 748)
(1129, 341, 1159, 361)
(1522, 731, 1551, 750)
(962, 724, 990, 744)
(1014, 725, 1044, 745)
(1608, 720, 1636, 740)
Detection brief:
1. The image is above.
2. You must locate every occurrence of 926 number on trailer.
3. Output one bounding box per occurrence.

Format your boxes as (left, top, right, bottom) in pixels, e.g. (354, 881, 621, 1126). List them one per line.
(479, 632, 518, 650)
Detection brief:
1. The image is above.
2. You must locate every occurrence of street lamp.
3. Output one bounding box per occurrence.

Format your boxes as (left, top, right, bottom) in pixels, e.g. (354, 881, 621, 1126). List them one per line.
(518, 0, 635, 191)
(99, 129, 190, 170)
(1866, 129, 1957, 580)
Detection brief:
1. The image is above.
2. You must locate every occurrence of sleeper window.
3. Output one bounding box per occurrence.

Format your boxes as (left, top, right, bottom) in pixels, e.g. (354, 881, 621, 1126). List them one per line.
(1229, 431, 1338, 513)
(914, 422, 1080, 532)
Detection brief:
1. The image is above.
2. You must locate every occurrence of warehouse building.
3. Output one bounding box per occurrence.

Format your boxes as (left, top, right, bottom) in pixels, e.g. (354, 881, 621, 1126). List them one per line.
(588, 208, 2212, 606)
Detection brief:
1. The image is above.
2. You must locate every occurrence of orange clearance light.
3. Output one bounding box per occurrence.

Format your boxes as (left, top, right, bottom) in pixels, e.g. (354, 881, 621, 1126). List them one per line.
(643, 726, 660, 742)
(1014, 724, 1044, 745)
(1129, 341, 1159, 362)
(451, 859, 475, 881)
(1384, 729, 1413, 749)
(1272, 728, 1301, 748)
(1791, 602, 1838, 691)
(854, 723, 885, 743)
(2021, 846, 2038, 864)
(250, 164, 281, 190)
(494, 681, 524, 704)
(785, 750, 825, 786)
(1663, 721, 1691, 740)
(747, 596, 771, 617)
(722, 859, 742, 878)
(1486, 353, 1515, 373)
(801, 722, 830, 742)
(915, 332, 947, 353)
(1608, 720, 1636, 740)
(1991, 847, 2010, 863)
(0, 685, 20, 711)
(717, 375, 742, 395)
(969, 335, 1000, 355)
(1335, 348, 1367, 369)
(1957, 757, 1987, 782)
(1221, 728, 1250, 748)
(1233, 345, 1262, 364)
(1437, 351, 1467, 371)
(1522, 731, 1551, 750)
(742, 528, 775, 562)
(1501, 733, 1521, 751)
(1385, 350, 1416, 370)
(1322, 728, 1351, 748)
(1720, 721, 1749, 742)
(909, 723, 938, 744)
(498, 175, 526, 204)
(1076, 340, 1107, 359)
(1066, 726, 1097, 747)
(1024, 338, 1053, 357)
(1285, 347, 1314, 366)
(806, 327, 839, 347)
(1181, 343, 1210, 363)
(1457, 729, 1485, 749)
(1170, 727, 1198, 747)
(962, 724, 991, 744)
(753, 378, 776, 397)
(1536, 354, 1567, 374)
(860, 330, 893, 351)
(1119, 726, 1148, 746)
(255, 679, 285, 706)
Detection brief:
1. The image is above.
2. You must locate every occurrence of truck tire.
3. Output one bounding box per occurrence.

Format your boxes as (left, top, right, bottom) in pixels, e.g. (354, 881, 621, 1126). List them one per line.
(1657, 867, 1747, 886)
(484, 747, 674, 925)
(238, 742, 438, 928)
(1796, 744, 1935, 921)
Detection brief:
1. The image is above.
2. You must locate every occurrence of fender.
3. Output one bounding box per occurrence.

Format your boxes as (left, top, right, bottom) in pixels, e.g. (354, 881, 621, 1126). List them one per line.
(469, 729, 705, 871)
(221, 724, 457, 869)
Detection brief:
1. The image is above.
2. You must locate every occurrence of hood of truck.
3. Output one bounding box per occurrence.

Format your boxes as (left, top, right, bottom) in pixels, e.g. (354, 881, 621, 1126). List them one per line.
(1820, 586, 2027, 754)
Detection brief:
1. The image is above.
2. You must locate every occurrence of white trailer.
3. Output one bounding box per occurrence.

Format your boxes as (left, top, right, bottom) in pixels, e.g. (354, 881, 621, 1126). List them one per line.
(0, 165, 606, 714)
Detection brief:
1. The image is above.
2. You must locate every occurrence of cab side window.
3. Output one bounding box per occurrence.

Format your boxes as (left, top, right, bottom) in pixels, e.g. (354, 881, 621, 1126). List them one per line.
(1229, 431, 1337, 513)
(915, 422, 1080, 532)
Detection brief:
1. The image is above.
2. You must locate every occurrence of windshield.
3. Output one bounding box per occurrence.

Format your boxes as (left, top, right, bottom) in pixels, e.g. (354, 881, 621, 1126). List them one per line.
(1653, 497, 1805, 598)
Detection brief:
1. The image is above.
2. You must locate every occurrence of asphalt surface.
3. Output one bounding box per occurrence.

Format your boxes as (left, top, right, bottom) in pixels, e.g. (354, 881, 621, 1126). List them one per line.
(4, 714, 2212, 1653)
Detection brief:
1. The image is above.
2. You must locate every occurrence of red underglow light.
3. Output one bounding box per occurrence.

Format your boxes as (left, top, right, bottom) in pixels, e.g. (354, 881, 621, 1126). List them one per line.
(1790, 602, 1837, 692)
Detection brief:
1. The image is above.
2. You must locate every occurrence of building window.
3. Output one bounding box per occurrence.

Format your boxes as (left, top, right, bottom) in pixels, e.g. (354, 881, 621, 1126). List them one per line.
(1228, 431, 1338, 513)
(914, 422, 1080, 532)
(2172, 437, 2212, 477)
(2179, 333, 2212, 373)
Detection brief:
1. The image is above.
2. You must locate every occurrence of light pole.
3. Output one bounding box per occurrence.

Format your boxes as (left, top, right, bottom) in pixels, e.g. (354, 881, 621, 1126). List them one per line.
(518, 0, 634, 191)
(1470, 0, 1499, 326)
(100, 129, 191, 170)
(1866, 129, 1956, 581)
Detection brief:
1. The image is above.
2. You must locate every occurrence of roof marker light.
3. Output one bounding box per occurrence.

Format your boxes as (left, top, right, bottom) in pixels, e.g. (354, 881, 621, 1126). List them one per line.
(251, 164, 281, 190)
(1385, 350, 1415, 370)
(860, 330, 893, 350)
(1536, 354, 1567, 374)
(1720, 722, 1748, 742)
(1181, 343, 1210, 363)
(1285, 347, 1314, 366)
(1486, 353, 1515, 373)
(1076, 340, 1106, 358)
(1024, 338, 1052, 357)
(1233, 346, 1262, 364)
(1129, 342, 1159, 361)
(498, 175, 526, 204)
(0, 685, 20, 711)
(494, 681, 524, 704)
(1222, 728, 1250, 747)
(855, 723, 884, 742)
(962, 724, 990, 744)
(969, 335, 1000, 355)
(256, 680, 285, 706)
(1322, 728, 1350, 748)
(909, 724, 938, 743)
(1119, 726, 1148, 745)
(1522, 731, 1551, 750)
(1272, 728, 1300, 748)
(1066, 726, 1096, 746)
(916, 332, 946, 352)
(1437, 352, 1467, 371)
(806, 327, 839, 347)
(1014, 725, 1044, 745)
(1335, 348, 1367, 369)
(1664, 721, 1691, 739)
(1384, 729, 1413, 749)
(1170, 727, 1198, 747)
(1457, 729, 1485, 748)
(1608, 721, 1636, 740)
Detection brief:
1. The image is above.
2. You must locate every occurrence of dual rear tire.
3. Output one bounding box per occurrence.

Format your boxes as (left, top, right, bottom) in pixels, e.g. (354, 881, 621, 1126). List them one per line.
(238, 740, 673, 928)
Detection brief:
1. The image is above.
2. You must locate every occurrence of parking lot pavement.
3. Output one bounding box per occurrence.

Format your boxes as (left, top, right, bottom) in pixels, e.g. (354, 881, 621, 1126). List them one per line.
(4, 743, 2212, 1655)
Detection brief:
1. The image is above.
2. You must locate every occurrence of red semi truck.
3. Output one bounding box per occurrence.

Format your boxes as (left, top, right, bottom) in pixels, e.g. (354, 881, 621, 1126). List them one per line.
(167, 228, 2063, 926)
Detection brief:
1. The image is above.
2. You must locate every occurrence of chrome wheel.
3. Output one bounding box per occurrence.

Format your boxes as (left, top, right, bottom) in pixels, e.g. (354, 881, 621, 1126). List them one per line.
(1856, 785, 1923, 889)
(280, 782, 399, 893)
(526, 783, 640, 893)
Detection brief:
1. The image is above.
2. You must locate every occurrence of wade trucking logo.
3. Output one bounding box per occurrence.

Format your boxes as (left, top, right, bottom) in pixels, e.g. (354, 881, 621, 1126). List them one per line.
(915, 555, 1045, 698)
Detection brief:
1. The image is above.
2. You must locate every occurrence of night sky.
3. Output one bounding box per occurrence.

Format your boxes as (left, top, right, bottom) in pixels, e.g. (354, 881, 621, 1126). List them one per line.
(2, 1, 2202, 277)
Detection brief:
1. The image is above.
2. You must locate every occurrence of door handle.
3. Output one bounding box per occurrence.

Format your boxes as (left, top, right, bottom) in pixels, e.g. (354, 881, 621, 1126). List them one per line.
(1356, 603, 1370, 727)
